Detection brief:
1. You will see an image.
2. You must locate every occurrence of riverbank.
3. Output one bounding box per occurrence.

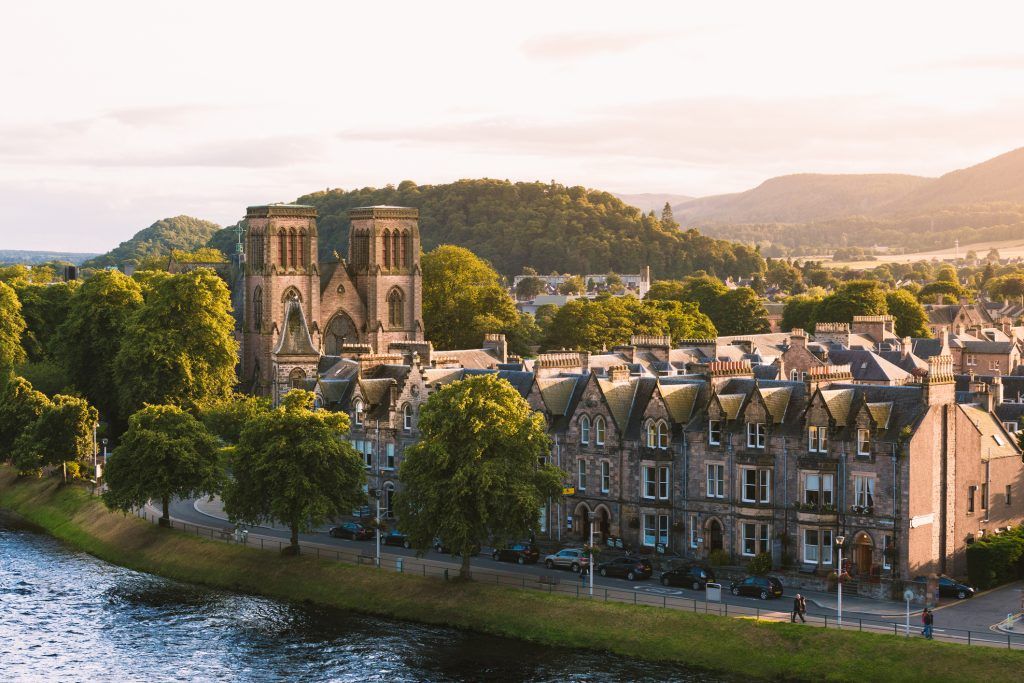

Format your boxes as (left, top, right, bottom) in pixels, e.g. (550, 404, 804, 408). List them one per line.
(2, 469, 1021, 683)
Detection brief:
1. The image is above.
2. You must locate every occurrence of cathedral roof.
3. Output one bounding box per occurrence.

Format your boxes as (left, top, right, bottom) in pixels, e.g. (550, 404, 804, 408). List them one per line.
(273, 297, 318, 357)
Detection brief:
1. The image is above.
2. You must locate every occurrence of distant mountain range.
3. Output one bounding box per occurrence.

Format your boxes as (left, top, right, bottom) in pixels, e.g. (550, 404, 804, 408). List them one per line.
(613, 193, 693, 214)
(670, 147, 1024, 256)
(0, 250, 99, 266)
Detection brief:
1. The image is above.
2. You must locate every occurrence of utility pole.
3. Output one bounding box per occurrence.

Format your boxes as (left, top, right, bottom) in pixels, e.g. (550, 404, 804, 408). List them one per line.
(589, 511, 595, 596)
(836, 535, 845, 629)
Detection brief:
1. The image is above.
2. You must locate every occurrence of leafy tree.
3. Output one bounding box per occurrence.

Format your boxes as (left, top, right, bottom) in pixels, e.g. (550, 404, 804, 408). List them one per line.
(83, 215, 222, 269)
(987, 274, 1024, 305)
(421, 245, 520, 350)
(935, 264, 958, 283)
(13, 394, 97, 479)
(557, 275, 585, 295)
(0, 376, 50, 462)
(714, 288, 770, 336)
(12, 280, 79, 362)
(604, 272, 625, 294)
(649, 299, 717, 340)
(505, 312, 543, 357)
(103, 404, 223, 526)
(645, 279, 686, 302)
(661, 202, 677, 229)
(781, 294, 823, 332)
(986, 248, 1001, 263)
(197, 392, 271, 444)
(543, 296, 715, 349)
(765, 259, 804, 294)
(57, 270, 144, 429)
(814, 280, 888, 323)
(680, 275, 729, 319)
(917, 281, 967, 304)
(395, 374, 563, 579)
(514, 276, 545, 300)
(114, 270, 237, 415)
(0, 281, 26, 376)
(533, 303, 559, 332)
(223, 390, 365, 554)
(885, 289, 930, 338)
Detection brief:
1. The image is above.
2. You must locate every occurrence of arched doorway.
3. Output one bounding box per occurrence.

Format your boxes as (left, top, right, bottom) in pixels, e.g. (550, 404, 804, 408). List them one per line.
(288, 367, 306, 388)
(706, 519, 724, 551)
(323, 312, 358, 355)
(594, 505, 612, 542)
(573, 502, 592, 542)
(852, 531, 873, 576)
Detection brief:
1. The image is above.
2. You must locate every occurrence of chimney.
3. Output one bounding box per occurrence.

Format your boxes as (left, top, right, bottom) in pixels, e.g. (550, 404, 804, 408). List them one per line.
(814, 322, 851, 349)
(901, 336, 911, 361)
(630, 334, 671, 363)
(789, 328, 808, 349)
(991, 374, 1004, 407)
(607, 364, 631, 383)
(921, 353, 955, 406)
(805, 363, 854, 393)
(483, 333, 508, 364)
(534, 351, 589, 378)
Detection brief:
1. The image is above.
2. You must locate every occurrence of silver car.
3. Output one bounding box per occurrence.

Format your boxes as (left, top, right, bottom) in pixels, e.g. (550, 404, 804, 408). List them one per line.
(544, 548, 590, 572)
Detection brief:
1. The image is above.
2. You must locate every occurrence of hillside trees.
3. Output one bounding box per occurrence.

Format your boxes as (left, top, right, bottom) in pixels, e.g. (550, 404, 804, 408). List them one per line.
(84, 216, 222, 269)
(396, 374, 563, 579)
(543, 296, 716, 350)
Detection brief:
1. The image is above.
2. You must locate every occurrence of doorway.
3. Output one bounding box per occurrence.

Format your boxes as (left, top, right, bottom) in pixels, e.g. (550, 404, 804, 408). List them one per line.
(706, 519, 723, 551)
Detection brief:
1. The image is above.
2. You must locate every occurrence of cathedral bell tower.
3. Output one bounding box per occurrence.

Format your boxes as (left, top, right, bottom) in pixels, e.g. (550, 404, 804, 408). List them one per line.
(346, 206, 424, 352)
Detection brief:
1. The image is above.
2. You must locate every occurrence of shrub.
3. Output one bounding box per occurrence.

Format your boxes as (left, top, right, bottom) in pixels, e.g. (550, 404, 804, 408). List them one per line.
(708, 549, 730, 566)
(747, 551, 772, 575)
(966, 528, 1024, 589)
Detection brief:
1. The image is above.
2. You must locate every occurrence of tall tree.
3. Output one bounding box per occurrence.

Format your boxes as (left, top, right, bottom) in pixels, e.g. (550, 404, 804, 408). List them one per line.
(557, 275, 586, 295)
(56, 270, 144, 429)
(12, 280, 79, 362)
(0, 281, 26, 376)
(13, 394, 97, 479)
(396, 374, 563, 579)
(223, 390, 365, 554)
(197, 392, 271, 444)
(781, 293, 823, 332)
(814, 280, 888, 323)
(987, 274, 1024, 306)
(0, 376, 50, 463)
(114, 270, 237, 415)
(885, 289, 930, 338)
(103, 404, 224, 525)
(514, 276, 545, 300)
(918, 281, 967, 304)
(421, 245, 520, 350)
(715, 288, 770, 336)
(661, 202, 677, 229)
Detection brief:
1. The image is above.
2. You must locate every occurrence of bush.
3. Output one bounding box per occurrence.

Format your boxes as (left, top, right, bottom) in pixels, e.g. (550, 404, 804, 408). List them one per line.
(966, 528, 1024, 589)
(747, 552, 772, 575)
(708, 549, 730, 567)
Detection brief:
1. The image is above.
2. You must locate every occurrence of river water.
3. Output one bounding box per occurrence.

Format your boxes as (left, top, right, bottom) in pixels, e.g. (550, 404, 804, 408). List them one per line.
(0, 516, 725, 682)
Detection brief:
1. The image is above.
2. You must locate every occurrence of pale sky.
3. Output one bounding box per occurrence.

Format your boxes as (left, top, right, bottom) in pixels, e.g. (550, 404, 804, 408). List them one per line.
(3, 1, 1024, 252)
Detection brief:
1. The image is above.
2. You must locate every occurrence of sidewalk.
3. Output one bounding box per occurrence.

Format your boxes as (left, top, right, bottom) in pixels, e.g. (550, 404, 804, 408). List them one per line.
(194, 496, 336, 533)
(802, 587, 917, 617)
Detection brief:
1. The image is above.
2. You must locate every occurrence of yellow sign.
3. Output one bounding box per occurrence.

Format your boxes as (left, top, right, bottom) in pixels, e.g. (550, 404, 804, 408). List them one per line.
(562, 487, 576, 496)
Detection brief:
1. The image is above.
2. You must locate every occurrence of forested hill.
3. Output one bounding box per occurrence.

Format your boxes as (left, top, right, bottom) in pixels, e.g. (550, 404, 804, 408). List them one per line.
(84, 216, 222, 269)
(271, 180, 763, 280)
(670, 147, 1024, 256)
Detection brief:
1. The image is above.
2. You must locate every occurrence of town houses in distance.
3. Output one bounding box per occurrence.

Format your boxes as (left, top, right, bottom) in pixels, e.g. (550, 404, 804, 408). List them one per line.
(242, 203, 1024, 601)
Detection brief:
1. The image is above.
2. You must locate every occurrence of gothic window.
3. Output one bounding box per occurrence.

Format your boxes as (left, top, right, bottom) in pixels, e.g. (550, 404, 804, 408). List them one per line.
(298, 230, 306, 267)
(249, 230, 264, 267)
(402, 230, 411, 267)
(388, 288, 404, 327)
(252, 287, 263, 332)
(382, 229, 391, 268)
(353, 398, 364, 427)
(289, 229, 298, 268)
(288, 367, 306, 388)
(278, 230, 287, 267)
(393, 230, 401, 268)
(324, 312, 358, 355)
(403, 403, 413, 431)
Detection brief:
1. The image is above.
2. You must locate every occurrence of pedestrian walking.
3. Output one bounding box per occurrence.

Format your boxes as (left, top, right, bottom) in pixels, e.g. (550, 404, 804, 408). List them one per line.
(922, 607, 934, 639)
(791, 593, 806, 623)
(579, 568, 588, 588)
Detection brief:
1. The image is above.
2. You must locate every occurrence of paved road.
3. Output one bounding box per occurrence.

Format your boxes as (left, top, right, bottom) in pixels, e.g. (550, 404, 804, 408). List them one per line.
(931, 580, 1024, 633)
(164, 497, 1024, 645)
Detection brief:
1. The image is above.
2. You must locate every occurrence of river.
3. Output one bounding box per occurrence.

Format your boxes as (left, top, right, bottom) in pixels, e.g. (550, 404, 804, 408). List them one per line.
(0, 515, 725, 682)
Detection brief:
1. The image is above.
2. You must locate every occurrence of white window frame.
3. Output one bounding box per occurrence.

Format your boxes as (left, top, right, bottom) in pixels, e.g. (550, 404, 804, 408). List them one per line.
(645, 421, 656, 448)
(403, 404, 413, 432)
(747, 422, 766, 449)
(854, 475, 875, 508)
(708, 419, 722, 445)
(690, 514, 699, 548)
(791, 370, 799, 381)
(803, 528, 834, 564)
(658, 465, 670, 500)
(1003, 422, 1018, 434)
(353, 398, 364, 427)
(808, 425, 827, 453)
(658, 514, 669, 547)
(856, 428, 871, 456)
(594, 416, 606, 446)
(966, 353, 977, 366)
(385, 442, 395, 470)
(577, 459, 587, 490)
(742, 522, 769, 556)
(989, 359, 1000, 371)
(802, 472, 834, 507)
(741, 467, 771, 504)
(600, 461, 610, 493)
(706, 463, 725, 499)
(643, 513, 657, 547)
(657, 421, 669, 449)
(580, 416, 590, 445)
(642, 465, 657, 499)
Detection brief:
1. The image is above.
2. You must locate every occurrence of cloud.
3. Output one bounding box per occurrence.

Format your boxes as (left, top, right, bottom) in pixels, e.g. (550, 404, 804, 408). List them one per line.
(86, 135, 329, 168)
(520, 30, 672, 60)
(920, 54, 1024, 71)
(105, 104, 232, 127)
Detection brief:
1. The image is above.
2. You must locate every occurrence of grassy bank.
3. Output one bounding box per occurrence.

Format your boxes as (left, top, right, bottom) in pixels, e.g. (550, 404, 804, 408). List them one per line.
(1, 469, 1020, 683)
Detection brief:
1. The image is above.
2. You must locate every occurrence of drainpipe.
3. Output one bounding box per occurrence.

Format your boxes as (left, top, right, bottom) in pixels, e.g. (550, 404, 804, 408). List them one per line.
(984, 457, 991, 523)
(782, 440, 789, 557)
(555, 434, 561, 542)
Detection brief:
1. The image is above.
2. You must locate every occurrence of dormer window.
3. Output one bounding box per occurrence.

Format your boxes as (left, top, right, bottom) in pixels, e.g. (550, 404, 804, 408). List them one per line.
(747, 422, 766, 449)
(594, 416, 606, 446)
(708, 419, 722, 445)
(580, 416, 591, 445)
(647, 420, 669, 449)
(657, 421, 669, 449)
(857, 428, 871, 455)
(808, 425, 827, 453)
(353, 399, 364, 427)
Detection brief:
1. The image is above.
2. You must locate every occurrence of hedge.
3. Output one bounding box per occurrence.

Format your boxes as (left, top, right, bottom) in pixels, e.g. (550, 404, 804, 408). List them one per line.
(966, 526, 1024, 590)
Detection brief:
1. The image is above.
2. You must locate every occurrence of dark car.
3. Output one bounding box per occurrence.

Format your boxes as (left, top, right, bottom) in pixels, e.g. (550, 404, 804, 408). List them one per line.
(729, 575, 784, 600)
(492, 542, 540, 565)
(433, 538, 481, 556)
(914, 575, 976, 600)
(660, 564, 715, 590)
(382, 530, 411, 548)
(596, 555, 653, 581)
(329, 522, 373, 541)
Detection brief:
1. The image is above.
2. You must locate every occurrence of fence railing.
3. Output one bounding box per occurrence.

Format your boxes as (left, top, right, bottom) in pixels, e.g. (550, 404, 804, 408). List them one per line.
(135, 508, 1024, 650)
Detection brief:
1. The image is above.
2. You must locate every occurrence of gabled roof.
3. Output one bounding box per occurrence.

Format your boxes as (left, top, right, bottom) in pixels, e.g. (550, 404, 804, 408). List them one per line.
(715, 393, 745, 420)
(658, 382, 701, 424)
(819, 389, 855, 426)
(959, 404, 1021, 460)
(624, 377, 659, 440)
(867, 402, 893, 429)
(273, 297, 318, 357)
(759, 386, 793, 423)
(825, 348, 911, 384)
(597, 377, 638, 429)
(537, 376, 578, 415)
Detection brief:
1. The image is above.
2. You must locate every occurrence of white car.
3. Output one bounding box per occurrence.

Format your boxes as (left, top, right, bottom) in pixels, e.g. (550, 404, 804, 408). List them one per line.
(543, 548, 590, 572)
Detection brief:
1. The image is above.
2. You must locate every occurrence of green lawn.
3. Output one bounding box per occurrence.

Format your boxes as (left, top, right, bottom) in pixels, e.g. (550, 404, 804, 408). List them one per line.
(2, 467, 1021, 682)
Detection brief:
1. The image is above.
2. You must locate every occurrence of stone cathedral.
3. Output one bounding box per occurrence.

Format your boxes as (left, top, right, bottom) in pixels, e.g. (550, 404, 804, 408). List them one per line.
(241, 204, 424, 398)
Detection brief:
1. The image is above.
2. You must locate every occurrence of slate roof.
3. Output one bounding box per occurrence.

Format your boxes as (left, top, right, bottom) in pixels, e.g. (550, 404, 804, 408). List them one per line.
(436, 348, 502, 370)
(597, 377, 638, 429)
(760, 386, 793, 423)
(273, 297, 318, 356)
(867, 402, 893, 429)
(623, 377, 659, 440)
(878, 350, 929, 375)
(658, 381, 701, 424)
(959, 404, 1020, 459)
(825, 348, 911, 384)
(716, 393, 745, 420)
(537, 376, 578, 415)
(960, 340, 1016, 354)
(819, 389, 855, 426)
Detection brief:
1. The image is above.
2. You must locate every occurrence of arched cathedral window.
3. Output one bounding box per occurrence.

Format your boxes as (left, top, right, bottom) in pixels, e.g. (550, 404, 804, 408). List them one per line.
(402, 230, 411, 267)
(388, 288, 404, 327)
(289, 229, 297, 268)
(382, 229, 391, 268)
(252, 287, 263, 331)
(392, 230, 401, 269)
(278, 230, 287, 267)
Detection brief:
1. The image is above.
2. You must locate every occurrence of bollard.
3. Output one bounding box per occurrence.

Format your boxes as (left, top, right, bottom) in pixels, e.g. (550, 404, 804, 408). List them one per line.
(396, 557, 403, 573)
(444, 568, 449, 581)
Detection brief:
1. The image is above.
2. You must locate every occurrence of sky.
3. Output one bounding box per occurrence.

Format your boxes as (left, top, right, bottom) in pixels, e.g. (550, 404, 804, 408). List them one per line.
(3, 1, 1024, 252)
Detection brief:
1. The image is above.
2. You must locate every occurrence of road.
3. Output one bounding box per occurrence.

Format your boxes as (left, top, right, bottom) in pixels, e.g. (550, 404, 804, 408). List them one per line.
(165, 498, 1023, 645)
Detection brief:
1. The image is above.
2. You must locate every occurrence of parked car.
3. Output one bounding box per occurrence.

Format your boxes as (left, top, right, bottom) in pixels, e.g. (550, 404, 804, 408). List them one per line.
(596, 555, 653, 581)
(914, 575, 976, 600)
(543, 548, 590, 572)
(433, 538, 480, 556)
(660, 564, 715, 590)
(382, 529, 411, 548)
(729, 575, 784, 600)
(329, 522, 373, 541)
(491, 542, 540, 565)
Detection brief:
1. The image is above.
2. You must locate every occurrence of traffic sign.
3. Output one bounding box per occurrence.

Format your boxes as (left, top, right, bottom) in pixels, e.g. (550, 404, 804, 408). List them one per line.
(562, 487, 576, 495)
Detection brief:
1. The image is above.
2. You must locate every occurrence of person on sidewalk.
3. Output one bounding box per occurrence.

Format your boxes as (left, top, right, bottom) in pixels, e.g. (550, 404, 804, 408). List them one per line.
(922, 607, 934, 639)
(791, 593, 806, 623)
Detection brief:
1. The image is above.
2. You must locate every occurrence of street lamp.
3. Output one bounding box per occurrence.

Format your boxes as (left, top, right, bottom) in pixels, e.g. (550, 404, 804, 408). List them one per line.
(835, 535, 846, 629)
(588, 511, 595, 597)
(369, 487, 382, 568)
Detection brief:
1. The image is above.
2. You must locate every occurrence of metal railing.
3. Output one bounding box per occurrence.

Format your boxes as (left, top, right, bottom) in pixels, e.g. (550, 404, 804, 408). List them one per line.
(134, 508, 1024, 650)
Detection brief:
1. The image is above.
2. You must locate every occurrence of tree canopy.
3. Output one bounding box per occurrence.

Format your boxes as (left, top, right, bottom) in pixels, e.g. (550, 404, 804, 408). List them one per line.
(83, 216, 222, 269)
(814, 280, 888, 324)
(0, 281, 26, 375)
(114, 270, 237, 415)
(12, 394, 97, 478)
(222, 390, 365, 553)
(10, 280, 78, 363)
(644, 275, 766, 336)
(0, 376, 49, 463)
(543, 295, 716, 350)
(395, 374, 563, 578)
(103, 404, 223, 525)
(885, 289, 930, 338)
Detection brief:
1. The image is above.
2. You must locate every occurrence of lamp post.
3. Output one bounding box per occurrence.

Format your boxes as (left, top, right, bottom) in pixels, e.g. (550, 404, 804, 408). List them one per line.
(835, 535, 846, 629)
(369, 488, 382, 568)
(589, 511, 595, 597)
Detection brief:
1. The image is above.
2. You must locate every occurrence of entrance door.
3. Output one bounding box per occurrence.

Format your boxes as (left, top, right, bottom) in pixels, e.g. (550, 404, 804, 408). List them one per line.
(707, 520, 723, 551)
